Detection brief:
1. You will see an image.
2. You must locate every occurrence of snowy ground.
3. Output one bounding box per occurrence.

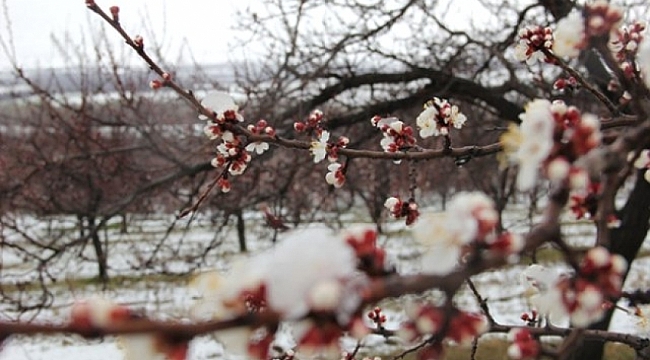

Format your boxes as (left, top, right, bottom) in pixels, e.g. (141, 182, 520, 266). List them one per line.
(1, 207, 650, 359)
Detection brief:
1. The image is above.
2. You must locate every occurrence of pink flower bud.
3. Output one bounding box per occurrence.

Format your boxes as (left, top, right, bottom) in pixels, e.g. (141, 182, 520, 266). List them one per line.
(133, 35, 144, 48)
(293, 122, 306, 132)
(607, 79, 619, 92)
(607, 214, 621, 228)
(568, 76, 577, 86)
(109, 6, 120, 22)
(149, 79, 163, 90)
(622, 62, 634, 78)
(218, 178, 231, 193)
(162, 72, 172, 81)
(619, 91, 632, 105)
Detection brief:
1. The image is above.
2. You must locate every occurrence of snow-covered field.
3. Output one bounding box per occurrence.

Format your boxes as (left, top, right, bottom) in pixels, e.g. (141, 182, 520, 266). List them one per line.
(1, 207, 649, 359)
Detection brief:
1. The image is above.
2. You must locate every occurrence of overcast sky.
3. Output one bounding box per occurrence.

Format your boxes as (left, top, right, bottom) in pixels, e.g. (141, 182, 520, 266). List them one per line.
(0, 0, 251, 70)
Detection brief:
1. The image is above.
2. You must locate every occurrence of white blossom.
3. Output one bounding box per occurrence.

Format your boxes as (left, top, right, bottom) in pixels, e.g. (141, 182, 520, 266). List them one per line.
(199, 92, 243, 121)
(246, 141, 270, 155)
(189, 261, 266, 321)
(516, 99, 555, 190)
(553, 12, 586, 58)
(416, 106, 438, 138)
(413, 192, 496, 275)
(522, 265, 568, 325)
(415, 98, 467, 139)
(325, 162, 345, 188)
(547, 158, 571, 183)
(570, 286, 605, 327)
(307, 279, 343, 311)
(264, 229, 359, 319)
(514, 40, 547, 65)
(413, 213, 462, 275)
(449, 105, 467, 129)
(310, 131, 330, 163)
(384, 197, 399, 210)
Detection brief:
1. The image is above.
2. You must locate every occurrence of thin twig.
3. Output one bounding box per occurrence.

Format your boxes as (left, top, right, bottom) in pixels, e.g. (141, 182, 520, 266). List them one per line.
(466, 278, 496, 325)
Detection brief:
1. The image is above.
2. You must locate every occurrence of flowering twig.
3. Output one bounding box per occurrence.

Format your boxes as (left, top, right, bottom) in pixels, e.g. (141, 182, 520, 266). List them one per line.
(542, 48, 618, 114)
(85, 1, 501, 166)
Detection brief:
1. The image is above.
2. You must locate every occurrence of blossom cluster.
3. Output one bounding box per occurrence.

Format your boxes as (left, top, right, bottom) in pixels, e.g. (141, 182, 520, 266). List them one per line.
(524, 247, 626, 327)
(367, 307, 387, 329)
(300, 99, 470, 191)
(609, 21, 646, 78)
(553, 2, 623, 58)
(344, 228, 390, 277)
(315, 136, 349, 188)
(294, 109, 325, 134)
(371, 116, 416, 154)
(246, 119, 275, 154)
(515, 3, 650, 104)
(70, 298, 188, 360)
(533, 3, 650, 94)
(568, 181, 601, 220)
(584, 2, 624, 37)
(552, 76, 577, 92)
(201, 92, 262, 192)
(415, 97, 467, 138)
(503, 99, 600, 191)
(384, 196, 420, 225)
(212, 139, 252, 175)
(309, 131, 350, 164)
(514, 25, 554, 64)
(413, 192, 523, 275)
(398, 303, 488, 359)
(296, 110, 350, 188)
(189, 229, 395, 359)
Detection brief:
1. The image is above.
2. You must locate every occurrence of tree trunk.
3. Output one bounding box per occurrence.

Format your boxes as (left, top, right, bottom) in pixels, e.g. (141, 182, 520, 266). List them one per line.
(236, 209, 247, 252)
(120, 213, 128, 234)
(88, 216, 109, 283)
(77, 214, 85, 238)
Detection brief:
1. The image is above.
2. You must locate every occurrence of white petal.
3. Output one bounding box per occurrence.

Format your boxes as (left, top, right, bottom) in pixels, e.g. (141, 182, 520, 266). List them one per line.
(522, 264, 560, 290)
(202, 92, 238, 114)
(517, 162, 539, 191)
